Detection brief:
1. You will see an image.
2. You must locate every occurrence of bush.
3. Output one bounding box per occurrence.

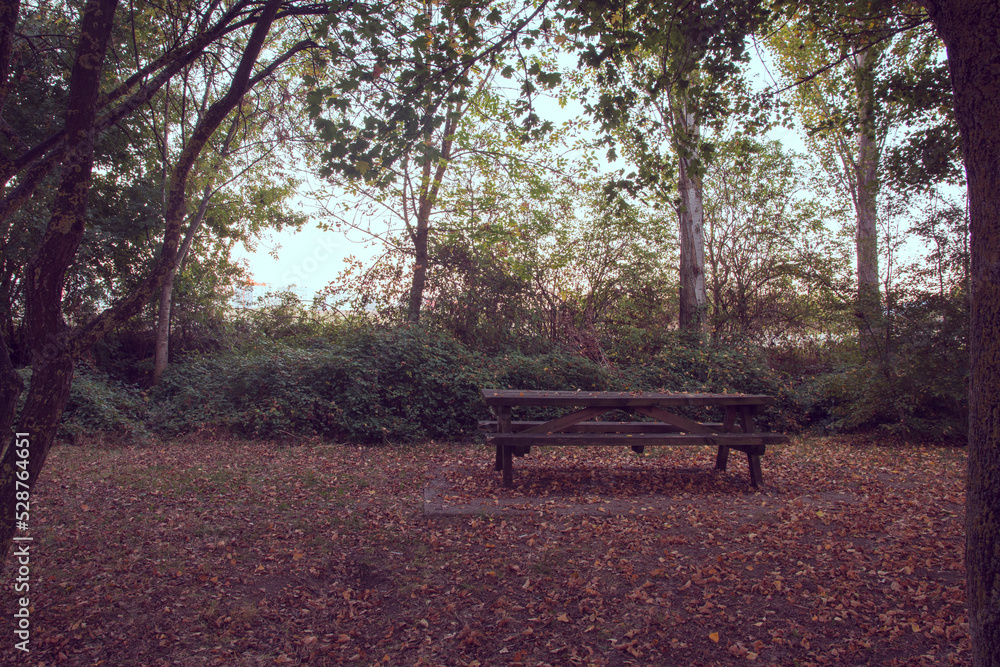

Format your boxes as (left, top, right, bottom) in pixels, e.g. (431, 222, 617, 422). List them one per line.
(487, 351, 612, 392)
(151, 324, 488, 442)
(477, 350, 617, 421)
(15, 365, 151, 443)
(804, 291, 968, 442)
(622, 333, 802, 431)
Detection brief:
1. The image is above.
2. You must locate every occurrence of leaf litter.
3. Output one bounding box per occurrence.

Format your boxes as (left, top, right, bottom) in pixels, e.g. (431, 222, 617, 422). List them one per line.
(1, 435, 967, 665)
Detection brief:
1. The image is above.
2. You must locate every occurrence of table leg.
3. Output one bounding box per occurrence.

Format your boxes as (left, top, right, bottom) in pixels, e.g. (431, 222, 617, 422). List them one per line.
(716, 406, 737, 471)
(495, 406, 512, 473)
(502, 445, 513, 487)
(747, 450, 763, 488)
(715, 445, 730, 471)
(741, 407, 764, 487)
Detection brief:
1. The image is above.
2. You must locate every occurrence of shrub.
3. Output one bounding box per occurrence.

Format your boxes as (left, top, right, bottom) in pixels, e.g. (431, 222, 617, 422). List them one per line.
(622, 333, 802, 431)
(478, 350, 616, 421)
(151, 324, 488, 442)
(804, 290, 968, 442)
(14, 365, 151, 443)
(487, 351, 612, 391)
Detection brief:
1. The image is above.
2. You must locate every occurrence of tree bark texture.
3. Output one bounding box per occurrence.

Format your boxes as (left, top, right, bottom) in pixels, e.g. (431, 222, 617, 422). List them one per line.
(676, 103, 707, 333)
(407, 115, 457, 323)
(0, 336, 22, 463)
(0, 0, 118, 562)
(920, 0, 1000, 663)
(851, 46, 882, 342)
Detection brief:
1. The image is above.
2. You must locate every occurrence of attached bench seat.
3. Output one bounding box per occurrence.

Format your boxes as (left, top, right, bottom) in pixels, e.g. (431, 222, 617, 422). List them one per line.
(478, 420, 724, 433)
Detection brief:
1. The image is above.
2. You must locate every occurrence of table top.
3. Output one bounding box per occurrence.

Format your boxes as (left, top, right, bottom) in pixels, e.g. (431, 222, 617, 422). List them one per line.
(480, 389, 775, 408)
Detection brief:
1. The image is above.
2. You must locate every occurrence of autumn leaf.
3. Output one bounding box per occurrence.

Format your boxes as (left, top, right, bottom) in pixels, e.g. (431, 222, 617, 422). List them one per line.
(18, 437, 969, 666)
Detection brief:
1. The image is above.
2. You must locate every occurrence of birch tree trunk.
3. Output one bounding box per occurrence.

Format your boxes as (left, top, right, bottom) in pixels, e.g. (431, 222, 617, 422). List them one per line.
(675, 99, 707, 333)
(851, 46, 882, 343)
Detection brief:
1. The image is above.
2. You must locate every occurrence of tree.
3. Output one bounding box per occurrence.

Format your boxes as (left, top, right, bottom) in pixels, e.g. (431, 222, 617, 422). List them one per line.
(915, 2, 1000, 662)
(307, 0, 567, 323)
(768, 0, 926, 344)
(701, 137, 848, 342)
(0, 0, 326, 567)
(150, 47, 310, 384)
(560, 0, 770, 334)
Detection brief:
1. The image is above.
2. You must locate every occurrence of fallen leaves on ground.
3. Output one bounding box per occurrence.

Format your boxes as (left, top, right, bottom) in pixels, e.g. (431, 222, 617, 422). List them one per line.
(1, 435, 968, 666)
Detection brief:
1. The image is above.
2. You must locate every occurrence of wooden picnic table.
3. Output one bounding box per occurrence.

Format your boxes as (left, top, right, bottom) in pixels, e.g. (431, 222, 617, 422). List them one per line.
(480, 389, 789, 489)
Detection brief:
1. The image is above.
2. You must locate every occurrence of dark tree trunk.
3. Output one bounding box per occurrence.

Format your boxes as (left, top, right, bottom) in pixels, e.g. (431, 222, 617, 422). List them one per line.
(0, 0, 286, 569)
(0, 0, 118, 562)
(0, 335, 22, 461)
(406, 115, 457, 323)
(407, 155, 434, 323)
(920, 1, 1000, 663)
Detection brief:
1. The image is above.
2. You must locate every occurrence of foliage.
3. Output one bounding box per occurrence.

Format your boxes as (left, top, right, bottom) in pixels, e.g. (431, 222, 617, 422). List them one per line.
(488, 350, 612, 392)
(701, 137, 849, 343)
(621, 332, 801, 431)
(15, 366, 150, 444)
(808, 286, 968, 442)
(151, 324, 488, 443)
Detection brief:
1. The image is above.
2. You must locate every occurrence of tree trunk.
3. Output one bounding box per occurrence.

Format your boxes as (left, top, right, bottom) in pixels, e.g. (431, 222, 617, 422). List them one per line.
(852, 46, 882, 344)
(676, 103, 707, 333)
(407, 157, 433, 322)
(0, 0, 118, 563)
(406, 115, 458, 323)
(152, 184, 219, 385)
(0, 335, 22, 461)
(0, 0, 285, 569)
(920, 1, 1000, 663)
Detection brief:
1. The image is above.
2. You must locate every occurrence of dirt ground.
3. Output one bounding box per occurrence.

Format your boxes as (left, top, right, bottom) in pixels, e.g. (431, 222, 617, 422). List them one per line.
(1, 435, 968, 665)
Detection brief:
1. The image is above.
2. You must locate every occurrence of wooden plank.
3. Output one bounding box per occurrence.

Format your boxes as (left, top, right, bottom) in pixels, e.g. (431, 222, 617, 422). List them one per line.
(715, 445, 730, 471)
(481, 389, 775, 408)
(487, 433, 789, 447)
(519, 406, 610, 434)
(740, 405, 755, 433)
(723, 406, 738, 432)
(633, 405, 714, 434)
(478, 421, 726, 433)
(493, 406, 511, 472)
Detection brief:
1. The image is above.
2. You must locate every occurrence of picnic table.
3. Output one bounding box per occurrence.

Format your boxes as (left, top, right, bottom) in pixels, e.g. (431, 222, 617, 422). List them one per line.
(479, 389, 789, 489)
